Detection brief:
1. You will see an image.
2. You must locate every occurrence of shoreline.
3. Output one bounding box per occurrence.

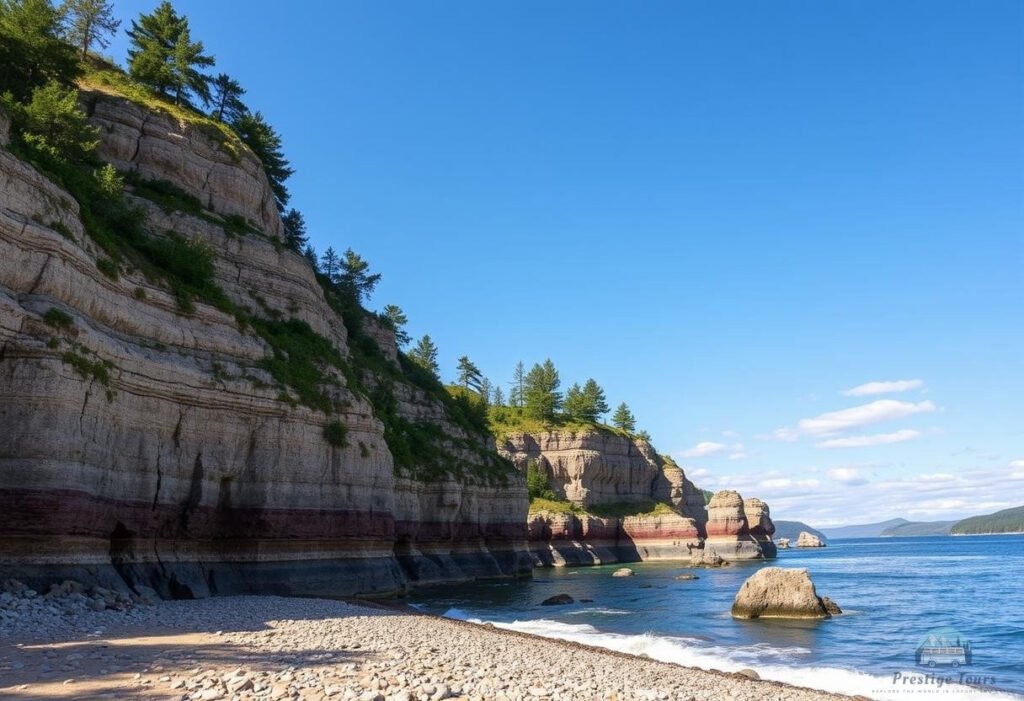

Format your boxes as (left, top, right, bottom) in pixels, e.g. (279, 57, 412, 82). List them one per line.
(0, 594, 857, 701)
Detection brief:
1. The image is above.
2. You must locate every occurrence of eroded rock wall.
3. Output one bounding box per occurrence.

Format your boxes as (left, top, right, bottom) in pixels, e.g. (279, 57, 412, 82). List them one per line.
(0, 94, 529, 598)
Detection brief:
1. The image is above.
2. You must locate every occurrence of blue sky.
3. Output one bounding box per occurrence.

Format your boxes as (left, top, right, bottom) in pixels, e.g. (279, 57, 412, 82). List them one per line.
(106, 1, 1023, 526)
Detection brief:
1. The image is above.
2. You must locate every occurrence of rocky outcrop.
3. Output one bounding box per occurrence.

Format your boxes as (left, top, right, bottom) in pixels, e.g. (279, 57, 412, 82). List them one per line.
(0, 93, 530, 598)
(703, 490, 775, 561)
(744, 497, 777, 558)
(84, 91, 283, 238)
(777, 538, 790, 549)
(730, 567, 839, 619)
(505, 431, 707, 564)
(796, 532, 826, 548)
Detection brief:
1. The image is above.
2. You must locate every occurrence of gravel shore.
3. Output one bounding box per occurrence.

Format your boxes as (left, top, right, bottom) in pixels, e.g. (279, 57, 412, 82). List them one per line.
(0, 591, 857, 701)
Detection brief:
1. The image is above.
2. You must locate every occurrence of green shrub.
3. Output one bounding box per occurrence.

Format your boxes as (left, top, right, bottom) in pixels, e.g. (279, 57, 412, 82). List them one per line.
(12, 82, 99, 162)
(42, 307, 73, 329)
(123, 172, 203, 215)
(526, 460, 557, 501)
(61, 350, 111, 385)
(96, 257, 118, 279)
(323, 421, 348, 447)
(133, 286, 146, 299)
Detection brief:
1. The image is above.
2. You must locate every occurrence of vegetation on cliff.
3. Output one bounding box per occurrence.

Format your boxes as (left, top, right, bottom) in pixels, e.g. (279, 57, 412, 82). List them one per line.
(0, 0, 517, 484)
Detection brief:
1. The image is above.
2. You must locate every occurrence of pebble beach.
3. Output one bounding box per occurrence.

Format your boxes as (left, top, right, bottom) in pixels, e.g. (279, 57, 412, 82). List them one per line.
(0, 584, 856, 701)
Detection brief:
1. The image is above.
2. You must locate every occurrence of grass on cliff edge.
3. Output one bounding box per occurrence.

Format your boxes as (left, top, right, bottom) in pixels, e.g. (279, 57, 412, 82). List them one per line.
(488, 405, 633, 441)
(528, 497, 678, 519)
(78, 63, 245, 158)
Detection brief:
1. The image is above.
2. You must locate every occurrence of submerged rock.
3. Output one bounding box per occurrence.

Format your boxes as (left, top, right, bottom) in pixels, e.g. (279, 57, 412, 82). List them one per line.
(796, 532, 826, 548)
(689, 548, 730, 568)
(821, 596, 843, 615)
(612, 567, 634, 577)
(674, 573, 699, 580)
(730, 567, 840, 619)
(540, 594, 574, 606)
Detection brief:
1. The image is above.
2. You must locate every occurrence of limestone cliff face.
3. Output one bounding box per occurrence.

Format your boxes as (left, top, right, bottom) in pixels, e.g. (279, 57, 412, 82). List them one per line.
(501, 430, 708, 564)
(0, 95, 530, 598)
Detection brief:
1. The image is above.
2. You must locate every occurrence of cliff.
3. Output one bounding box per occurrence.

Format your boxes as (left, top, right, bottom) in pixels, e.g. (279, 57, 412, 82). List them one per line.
(498, 429, 771, 564)
(0, 91, 531, 599)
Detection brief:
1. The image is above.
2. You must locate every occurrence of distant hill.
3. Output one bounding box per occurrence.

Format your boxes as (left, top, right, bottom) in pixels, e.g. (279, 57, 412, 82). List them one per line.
(881, 520, 956, 537)
(774, 520, 827, 543)
(823, 518, 910, 539)
(951, 506, 1024, 535)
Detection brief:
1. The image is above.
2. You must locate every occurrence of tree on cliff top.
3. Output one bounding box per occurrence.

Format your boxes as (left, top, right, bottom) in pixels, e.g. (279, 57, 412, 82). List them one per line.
(524, 359, 561, 422)
(456, 355, 483, 393)
(564, 378, 609, 422)
(232, 110, 293, 211)
(509, 360, 526, 409)
(12, 81, 99, 162)
(127, 1, 214, 107)
(0, 0, 80, 99)
(381, 304, 410, 346)
(408, 334, 439, 378)
(612, 402, 636, 433)
(209, 72, 246, 123)
(334, 248, 380, 303)
(60, 0, 119, 60)
(281, 208, 307, 252)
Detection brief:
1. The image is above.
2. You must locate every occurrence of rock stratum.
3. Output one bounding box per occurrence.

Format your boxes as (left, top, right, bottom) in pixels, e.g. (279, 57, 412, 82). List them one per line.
(501, 432, 776, 564)
(0, 94, 531, 599)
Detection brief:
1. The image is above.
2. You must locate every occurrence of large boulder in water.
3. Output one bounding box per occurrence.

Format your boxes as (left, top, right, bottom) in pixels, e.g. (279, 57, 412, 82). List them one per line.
(731, 567, 839, 619)
(541, 593, 574, 606)
(795, 531, 826, 548)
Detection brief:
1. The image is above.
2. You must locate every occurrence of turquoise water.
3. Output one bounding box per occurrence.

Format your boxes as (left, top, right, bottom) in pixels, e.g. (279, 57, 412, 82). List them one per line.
(408, 536, 1024, 699)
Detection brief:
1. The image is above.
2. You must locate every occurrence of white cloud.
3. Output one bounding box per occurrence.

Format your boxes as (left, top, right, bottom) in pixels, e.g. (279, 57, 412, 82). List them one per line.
(678, 441, 727, 458)
(842, 379, 925, 397)
(799, 400, 935, 436)
(828, 467, 868, 485)
(1010, 472, 1024, 481)
(728, 451, 751, 461)
(816, 429, 921, 449)
(917, 473, 956, 483)
(1010, 459, 1024, 469)
(687, 467, 711, 479)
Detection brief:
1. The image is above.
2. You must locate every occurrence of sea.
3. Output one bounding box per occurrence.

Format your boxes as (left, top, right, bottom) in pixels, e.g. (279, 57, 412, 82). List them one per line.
(408, 535, 1024, 700)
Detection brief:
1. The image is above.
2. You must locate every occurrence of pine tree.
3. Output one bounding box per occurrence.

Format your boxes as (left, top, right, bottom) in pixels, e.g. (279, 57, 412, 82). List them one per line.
(478, 377, 493, 406)
(456, 355, 483, 392)
(524, 359, 561, 421)
(563, 383, 588, 421)
(635, 429, 652, 442)
(408, 334, 439, 378)
(492, 385, 505, 407)
(209, 72, 246, 122)
(509, 360, 526, 409)
(381, 304, 409, 346)
(582, 378, 609, 418)
(337, 248, 381, 302)
(16, 81, 100, 161)
(127, 1, 213, 106)
(319, 246, 339, 280)
(0, 0, 80, 99)
(60, 0, 119, 60)
(302, 244, 317, 267)
(281, 208, 307, 252)
(612, 402, 636, 433)
(232, 110, 293, 211)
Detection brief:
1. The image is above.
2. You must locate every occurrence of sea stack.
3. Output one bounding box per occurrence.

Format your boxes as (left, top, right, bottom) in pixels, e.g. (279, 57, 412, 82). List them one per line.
(796, 532, 826, 548)
(703, 490, 776, 561)
(731, 567, 840, 619)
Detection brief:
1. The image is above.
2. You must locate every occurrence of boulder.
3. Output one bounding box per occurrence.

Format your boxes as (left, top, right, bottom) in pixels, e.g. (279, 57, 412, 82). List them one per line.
(703, 491, 776, 560)
(689, 548, 729, 568)
(776, 538, 790, 549)
(674, 573, 699, 580)
(612, 567, 634, 577)
(795, 532, 826, 548)
(540, 594, 574, 606)
(821, 596, 843, 615)
(730, 567, 839, 619)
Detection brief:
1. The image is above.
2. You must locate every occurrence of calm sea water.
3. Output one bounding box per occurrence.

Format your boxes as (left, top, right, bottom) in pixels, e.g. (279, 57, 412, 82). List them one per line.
(408, 536, 1024, 699)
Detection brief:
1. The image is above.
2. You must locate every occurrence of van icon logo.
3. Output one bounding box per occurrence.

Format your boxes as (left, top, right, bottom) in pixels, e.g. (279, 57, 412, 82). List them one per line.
(915, 627, 972, 668)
